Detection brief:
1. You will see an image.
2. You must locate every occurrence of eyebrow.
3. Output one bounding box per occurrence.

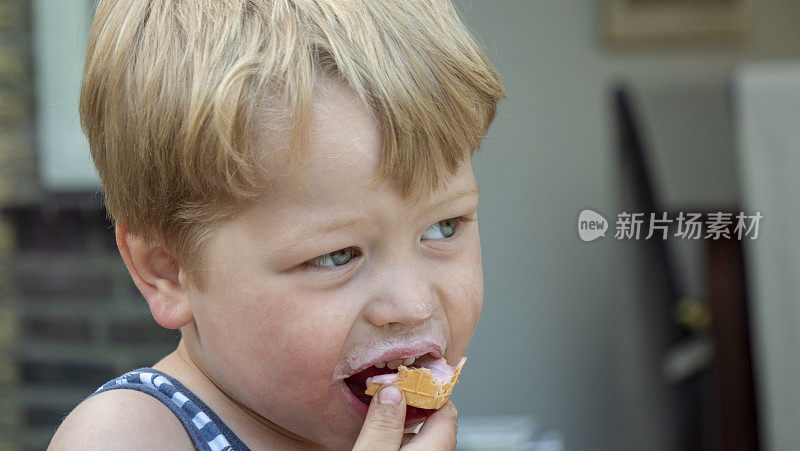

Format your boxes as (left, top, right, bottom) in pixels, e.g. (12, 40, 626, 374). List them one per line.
(284, 183, 480, 246)
(425, 183, 480, 212)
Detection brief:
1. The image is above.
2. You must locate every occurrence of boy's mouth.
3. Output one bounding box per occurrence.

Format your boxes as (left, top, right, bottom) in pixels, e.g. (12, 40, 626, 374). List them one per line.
(343, 352, 439, 419)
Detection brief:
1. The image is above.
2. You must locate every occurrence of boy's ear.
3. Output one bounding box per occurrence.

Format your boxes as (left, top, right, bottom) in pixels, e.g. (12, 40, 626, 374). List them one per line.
(115, 224, 193, 329)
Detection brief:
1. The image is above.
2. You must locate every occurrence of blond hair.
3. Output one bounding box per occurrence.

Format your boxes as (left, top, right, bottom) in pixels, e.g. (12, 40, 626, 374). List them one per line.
(80, 0, 504, 289)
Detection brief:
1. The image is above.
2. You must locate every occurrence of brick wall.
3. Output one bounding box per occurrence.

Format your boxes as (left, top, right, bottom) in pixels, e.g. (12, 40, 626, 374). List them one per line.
(0, 0, 37, 205)
(0, 0, 35, 448)
(0, 197, 181, 450)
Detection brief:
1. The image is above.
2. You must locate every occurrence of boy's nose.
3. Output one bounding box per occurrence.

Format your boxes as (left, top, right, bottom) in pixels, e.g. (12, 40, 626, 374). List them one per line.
(362, 262, 436, 328)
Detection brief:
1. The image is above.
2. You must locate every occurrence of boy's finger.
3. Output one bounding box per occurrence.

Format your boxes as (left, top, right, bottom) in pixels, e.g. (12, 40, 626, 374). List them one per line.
(352, 385, 407, 451)
(402, 400, 458, 450)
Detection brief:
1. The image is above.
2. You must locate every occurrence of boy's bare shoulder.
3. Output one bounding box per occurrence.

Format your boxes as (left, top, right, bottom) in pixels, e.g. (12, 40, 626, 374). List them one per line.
(49, 389, 194, 450)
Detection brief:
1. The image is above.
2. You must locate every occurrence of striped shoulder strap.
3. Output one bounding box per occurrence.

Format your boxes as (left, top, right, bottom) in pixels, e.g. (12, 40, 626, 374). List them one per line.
(92, 368, 250, 451)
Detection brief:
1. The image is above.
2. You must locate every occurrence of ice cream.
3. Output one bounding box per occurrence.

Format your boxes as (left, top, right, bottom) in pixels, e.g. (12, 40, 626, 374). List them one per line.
(364, 356, 466, 410)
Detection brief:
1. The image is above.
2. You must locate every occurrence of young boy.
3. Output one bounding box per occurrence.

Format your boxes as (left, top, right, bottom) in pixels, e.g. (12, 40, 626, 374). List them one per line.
(50, 0, 503, 449)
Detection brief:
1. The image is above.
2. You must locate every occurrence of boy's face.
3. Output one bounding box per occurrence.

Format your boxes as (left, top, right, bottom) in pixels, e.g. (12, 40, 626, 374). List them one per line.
(181, 80, 483, 448)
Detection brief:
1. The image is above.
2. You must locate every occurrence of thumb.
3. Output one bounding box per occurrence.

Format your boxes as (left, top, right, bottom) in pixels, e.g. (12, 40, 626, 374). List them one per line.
(352, 385, 407, 450)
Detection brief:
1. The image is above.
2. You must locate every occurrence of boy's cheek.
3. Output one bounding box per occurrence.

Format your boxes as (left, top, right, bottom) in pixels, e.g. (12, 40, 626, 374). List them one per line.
(441, 265, 483, 352)
(248, 300, 344, 376)
(462, 264, 485, 336)
(456, 255, 484, 316)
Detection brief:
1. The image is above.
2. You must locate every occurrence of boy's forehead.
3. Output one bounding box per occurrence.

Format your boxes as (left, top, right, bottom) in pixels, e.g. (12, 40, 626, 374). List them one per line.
(250, 77, 478, 224)
(259, 151, 477, 223)
(261, 83, 382, 195)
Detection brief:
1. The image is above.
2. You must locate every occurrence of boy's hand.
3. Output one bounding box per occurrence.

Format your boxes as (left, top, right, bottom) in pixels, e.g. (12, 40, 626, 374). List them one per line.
(352, 385, 458, 450)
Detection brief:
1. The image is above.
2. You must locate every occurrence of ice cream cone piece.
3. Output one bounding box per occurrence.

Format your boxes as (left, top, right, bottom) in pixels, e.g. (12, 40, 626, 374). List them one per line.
(364, 356, 466, 410)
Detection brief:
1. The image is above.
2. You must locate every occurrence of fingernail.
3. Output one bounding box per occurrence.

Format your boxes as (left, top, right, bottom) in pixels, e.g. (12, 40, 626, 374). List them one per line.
(379, 385, 402, 405)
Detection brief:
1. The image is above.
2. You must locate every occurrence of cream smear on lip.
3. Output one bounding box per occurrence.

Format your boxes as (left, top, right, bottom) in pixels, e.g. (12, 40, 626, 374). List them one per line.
(333, 325, 447, 379)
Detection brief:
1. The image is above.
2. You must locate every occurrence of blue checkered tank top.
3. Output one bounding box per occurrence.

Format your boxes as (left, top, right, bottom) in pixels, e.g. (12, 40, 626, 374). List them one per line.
(91, 368, 250, 451)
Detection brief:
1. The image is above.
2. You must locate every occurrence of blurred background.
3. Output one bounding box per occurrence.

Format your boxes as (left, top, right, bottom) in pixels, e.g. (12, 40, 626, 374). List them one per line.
(1, 0, 799, 449)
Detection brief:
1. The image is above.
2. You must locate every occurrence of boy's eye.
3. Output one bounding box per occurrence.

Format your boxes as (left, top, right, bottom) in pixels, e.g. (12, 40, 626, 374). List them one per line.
(302, 216, 472, 270)
(421, 218, 458, 239)
(307, 247, 356, 268)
